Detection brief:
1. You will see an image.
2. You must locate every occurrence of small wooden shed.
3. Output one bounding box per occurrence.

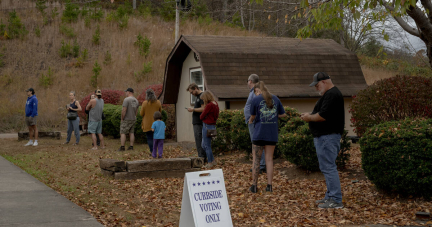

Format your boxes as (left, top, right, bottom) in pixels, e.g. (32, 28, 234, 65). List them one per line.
(159, 35, 367, 142)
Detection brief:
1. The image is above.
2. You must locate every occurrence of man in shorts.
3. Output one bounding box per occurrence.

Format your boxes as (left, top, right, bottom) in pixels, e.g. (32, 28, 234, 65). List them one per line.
(24, 88, 39, 146)
(118, 88, 139, 151)
(86, 89, 105, 150)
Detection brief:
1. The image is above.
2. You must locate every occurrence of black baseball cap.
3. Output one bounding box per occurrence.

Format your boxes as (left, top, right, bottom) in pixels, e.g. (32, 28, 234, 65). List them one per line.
(125, 88, 134, 93)
(26, 88, 35, 93)
(309, 72, 330, 87)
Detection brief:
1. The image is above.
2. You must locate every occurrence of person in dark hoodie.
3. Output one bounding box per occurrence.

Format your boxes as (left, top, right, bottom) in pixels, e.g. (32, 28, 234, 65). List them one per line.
(24, 88, 39, 146)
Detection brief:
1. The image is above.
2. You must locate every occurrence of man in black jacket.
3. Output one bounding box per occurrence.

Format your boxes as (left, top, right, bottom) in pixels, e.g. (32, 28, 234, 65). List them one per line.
(300, 72, 344, 209)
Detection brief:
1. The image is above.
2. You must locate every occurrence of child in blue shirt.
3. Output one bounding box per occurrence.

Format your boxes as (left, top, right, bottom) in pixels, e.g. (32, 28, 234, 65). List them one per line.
(151, 111, 166, 158)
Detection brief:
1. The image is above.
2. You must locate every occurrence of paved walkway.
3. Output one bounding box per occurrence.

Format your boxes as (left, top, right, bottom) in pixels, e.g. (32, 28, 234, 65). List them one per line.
(0, 156, 103, 227)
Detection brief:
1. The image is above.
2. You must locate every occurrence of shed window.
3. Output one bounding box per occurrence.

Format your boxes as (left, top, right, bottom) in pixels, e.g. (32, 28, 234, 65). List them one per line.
(190, 68, 204, 104)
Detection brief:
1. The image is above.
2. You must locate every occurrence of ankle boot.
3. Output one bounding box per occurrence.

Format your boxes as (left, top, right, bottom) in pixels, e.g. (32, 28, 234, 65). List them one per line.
(265, 184, 273, 192)
(249, 185, 257, 193)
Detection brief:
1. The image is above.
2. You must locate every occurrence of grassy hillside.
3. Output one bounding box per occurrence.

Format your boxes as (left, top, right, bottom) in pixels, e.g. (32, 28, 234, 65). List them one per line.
(0, 1, 262, 132)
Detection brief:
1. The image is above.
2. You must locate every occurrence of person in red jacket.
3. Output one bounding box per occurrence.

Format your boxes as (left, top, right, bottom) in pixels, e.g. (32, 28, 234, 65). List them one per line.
(199, 91, 219, 168)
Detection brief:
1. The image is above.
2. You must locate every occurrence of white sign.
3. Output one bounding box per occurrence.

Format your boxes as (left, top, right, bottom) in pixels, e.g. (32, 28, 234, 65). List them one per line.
(179, 169, 233, 227)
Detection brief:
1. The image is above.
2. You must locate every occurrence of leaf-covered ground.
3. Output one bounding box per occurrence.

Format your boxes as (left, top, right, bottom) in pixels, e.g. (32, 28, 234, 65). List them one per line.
(0, 137, 431, 226)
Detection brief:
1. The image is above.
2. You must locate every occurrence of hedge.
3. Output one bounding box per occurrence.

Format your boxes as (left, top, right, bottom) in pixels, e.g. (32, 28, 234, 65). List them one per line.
(360, 118, 432, 198)
(350, 75, 432, 136)
(212, 106, 350, 170)
(101, 104, 167, 143)
(278, 125, 351, 171)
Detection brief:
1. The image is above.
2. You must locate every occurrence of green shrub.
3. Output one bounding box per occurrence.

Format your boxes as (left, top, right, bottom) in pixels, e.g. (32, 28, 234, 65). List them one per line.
(34, 26, 41, 37)
(212, 110, 236, 153)
(103, 50, 112, 65)
(212, 106, 302, 155)
(7, 10, 28, 39)
(61, 0, 80, 23)
(51, 7, 59, 20)
(92, 24, 100, 45)
(59, 40, 73, 58)
(279, 124, 351, 171)
(90, 8, 104, 21)
(82, 48, 88, 61)
(91, 61, 101, 88)
(39, 67, 54, 87)
(137, 3, 152, 18)
(158, 0, 176, 21)
(350, 75, 432, 136)
(106, 3, 132, 29)
(36, 0, 48, 16)
(104, 105, 168, 143)
(135, 61, 152, 82)
(0, 19, 6, 35)
(59, 24, 76, 38)
(134, 33, 151, 57)
(360, 118, 432, 198)
(102, 104, 121, 138)
(72, 39, 80, 58)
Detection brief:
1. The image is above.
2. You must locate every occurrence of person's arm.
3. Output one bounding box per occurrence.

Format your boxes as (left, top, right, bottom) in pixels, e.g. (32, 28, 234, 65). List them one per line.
(140, 102, 145, 117)
(279, 113, 287, 118)
(187, 106, 205, 112)
(86, 99, 95, 111)
(73, 101, 82, 112)
(248, 115, 256, 124)
(200, 104, 210, 121)
(31, 99, 38, 117)
(300, 113, 325, 122)
(151, 122, 156, 132)
(121, 106, 127, 121)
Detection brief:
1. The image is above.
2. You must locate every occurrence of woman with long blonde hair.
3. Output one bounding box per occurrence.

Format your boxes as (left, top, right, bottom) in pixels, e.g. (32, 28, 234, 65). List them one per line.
(199, 91, 219, 168)
(248, 81, 287, 193)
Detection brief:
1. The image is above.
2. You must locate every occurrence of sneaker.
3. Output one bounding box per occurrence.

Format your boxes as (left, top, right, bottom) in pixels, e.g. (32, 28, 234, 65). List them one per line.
(32, 141, 38, 146)
(260, 168, 267, 174)
(117, 146, 125, 152)
(315, 198, 328, 204)
(63, 142, 69, 145)
(249, 185, 257, 193)
(72, 143, 78, 146)
(265, 184, 273, 192)
(24, 141, 33, 146)
(318, 199, 344, 209)
(127, 146, 133, 150)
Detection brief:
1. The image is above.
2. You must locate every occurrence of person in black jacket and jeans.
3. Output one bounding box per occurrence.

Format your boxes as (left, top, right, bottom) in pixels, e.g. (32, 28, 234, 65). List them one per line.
(300, 72, 345, 209)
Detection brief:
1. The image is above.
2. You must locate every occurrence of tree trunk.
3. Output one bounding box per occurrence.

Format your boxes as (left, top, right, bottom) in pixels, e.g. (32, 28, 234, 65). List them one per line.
(222, 0, 228, 22)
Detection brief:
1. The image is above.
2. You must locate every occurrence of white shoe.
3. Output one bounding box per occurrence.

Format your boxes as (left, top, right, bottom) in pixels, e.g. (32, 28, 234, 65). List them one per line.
(24, 141, 33, 146)
(32, 141, 38, 146)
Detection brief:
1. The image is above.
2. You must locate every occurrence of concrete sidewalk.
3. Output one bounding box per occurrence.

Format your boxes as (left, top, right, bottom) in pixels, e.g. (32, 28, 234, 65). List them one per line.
(0, 156, 103, 227)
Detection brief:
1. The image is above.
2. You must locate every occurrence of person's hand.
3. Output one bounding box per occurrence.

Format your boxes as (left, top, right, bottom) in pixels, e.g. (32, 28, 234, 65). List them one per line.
(187, 107, 194, 112)
(300, 113, 310, 122)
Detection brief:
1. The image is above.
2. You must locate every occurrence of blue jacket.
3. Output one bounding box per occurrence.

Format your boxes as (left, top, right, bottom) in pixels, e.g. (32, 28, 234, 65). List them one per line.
(25, 95, 38, 117)
(243, 88, 256, 124)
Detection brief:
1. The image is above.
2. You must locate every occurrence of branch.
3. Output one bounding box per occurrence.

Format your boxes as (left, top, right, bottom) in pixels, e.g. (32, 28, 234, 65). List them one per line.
(420, 0, 432, 24)
(382, 2, 420, 37)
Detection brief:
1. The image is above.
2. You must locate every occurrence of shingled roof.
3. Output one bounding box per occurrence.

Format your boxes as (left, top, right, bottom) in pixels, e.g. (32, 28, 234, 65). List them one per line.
(160, 35, 367, 104)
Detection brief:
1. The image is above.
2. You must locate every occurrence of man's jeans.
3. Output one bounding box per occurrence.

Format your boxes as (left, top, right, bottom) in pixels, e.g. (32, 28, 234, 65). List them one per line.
(248, 123, 266, 170)
(314, 134, 343, 203)
(193, 124, 206, 160)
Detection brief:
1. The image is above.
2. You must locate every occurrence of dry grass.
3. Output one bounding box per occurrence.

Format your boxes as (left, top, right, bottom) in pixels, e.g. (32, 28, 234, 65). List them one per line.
(0, 3, 262, 132)
(361, 66, 398, 85)
(1, 137, 431, 226)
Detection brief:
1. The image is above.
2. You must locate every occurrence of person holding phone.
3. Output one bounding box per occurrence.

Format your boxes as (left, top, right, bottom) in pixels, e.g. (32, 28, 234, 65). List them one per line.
(186, 83, 207, 162)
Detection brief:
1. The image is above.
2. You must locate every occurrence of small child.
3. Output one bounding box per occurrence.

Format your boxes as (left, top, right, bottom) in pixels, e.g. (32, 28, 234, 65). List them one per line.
(151, 111, 166, 158)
